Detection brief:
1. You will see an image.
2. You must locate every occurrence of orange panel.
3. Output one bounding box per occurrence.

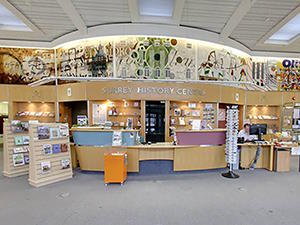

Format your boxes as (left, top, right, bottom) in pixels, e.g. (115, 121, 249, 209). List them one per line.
(104, 151, 127, 184)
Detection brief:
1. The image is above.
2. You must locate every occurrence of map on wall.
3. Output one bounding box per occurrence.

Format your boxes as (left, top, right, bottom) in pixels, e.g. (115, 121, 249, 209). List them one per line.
(0, 48, 54, 84)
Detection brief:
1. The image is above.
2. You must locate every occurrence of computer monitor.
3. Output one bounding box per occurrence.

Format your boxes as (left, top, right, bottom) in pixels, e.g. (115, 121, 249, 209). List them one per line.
(250, 124, 267, 141)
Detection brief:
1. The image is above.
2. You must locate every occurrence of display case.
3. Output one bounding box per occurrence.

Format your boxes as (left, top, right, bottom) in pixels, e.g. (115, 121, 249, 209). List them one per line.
(89, 100, 141, 129)
(11, 102, 55, 123)
(169, 101, 217, 132)
(246, 105, 281, 132)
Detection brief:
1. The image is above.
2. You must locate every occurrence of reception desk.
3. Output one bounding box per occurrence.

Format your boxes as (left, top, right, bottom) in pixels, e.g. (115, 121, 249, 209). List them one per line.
(238, 143, 274, 171)
(72, 127, 227, 173)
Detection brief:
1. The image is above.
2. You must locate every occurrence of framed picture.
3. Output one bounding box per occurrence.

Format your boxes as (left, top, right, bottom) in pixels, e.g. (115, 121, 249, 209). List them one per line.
(61, 159, 70, 169)
(50, 127, 60, 139)
(52, 144, 61, 154)
(14, 136, 24, 146)
(61, 144, 68, 153)
(37, 126, 50, 140)
(43, 144, 52, 155)
(41, 161, 51, 173)
(12, 154, 25, 167)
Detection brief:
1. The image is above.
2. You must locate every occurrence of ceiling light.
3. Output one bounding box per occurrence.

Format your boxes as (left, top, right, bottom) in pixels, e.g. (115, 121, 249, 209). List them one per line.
(0, 3, 31, 31)
(266, 13, 300, 44)
(139, 0, 174, 17)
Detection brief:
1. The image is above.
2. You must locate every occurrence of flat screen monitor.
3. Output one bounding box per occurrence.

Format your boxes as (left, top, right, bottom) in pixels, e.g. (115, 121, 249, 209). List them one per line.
(250, 124, 267, 140)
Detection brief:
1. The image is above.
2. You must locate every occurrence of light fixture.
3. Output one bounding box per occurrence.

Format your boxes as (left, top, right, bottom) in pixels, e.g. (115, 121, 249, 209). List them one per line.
(139, 0, 174, 17)
(0, 3, 31, 31)
(266, 13, 300, 44)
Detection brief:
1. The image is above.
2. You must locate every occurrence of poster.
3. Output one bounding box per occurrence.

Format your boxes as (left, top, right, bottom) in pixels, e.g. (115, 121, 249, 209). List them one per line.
(92, 104, 107, 125)
(112, 131, 122, 146)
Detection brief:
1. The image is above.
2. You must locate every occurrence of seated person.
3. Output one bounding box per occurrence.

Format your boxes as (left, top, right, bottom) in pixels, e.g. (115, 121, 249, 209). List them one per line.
(238, 123, 256, 142)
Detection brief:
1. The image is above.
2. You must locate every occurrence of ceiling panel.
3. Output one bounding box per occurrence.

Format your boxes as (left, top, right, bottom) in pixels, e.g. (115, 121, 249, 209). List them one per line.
(181, 0, 240, 33)
(230, 0, 300, 50)
(8, 0, 77, 41)
(72, 0, 131, 27)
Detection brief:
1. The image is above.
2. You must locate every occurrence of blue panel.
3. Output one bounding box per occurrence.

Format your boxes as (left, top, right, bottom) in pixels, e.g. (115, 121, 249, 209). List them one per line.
(139, 160, 173, 175)
(72, 131, 139, 146)
(73, 131, 113, 146)
(122, 131, 138, 146)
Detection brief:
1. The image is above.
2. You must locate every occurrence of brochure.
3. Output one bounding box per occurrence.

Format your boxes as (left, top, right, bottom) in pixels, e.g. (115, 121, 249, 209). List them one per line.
(12, 154, 25, 167)
(61, 159, 70, 169)
(14, 136, 24, 146)
(61, 143, 68, 153)
(50, 127, 60, 139)
(37, 126, 50, 139)
(43, 144, 52, 155)
(52, 144, 61, 154)
(41, 161, 51, 173)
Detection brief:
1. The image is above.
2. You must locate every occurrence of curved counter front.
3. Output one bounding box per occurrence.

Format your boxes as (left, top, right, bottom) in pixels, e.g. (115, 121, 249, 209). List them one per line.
(71, 127, 227, 173)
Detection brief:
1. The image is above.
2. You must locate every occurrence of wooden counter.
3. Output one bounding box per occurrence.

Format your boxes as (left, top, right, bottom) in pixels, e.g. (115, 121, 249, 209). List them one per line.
(238, 143, 274, 171)
(75, 144, 226, 173)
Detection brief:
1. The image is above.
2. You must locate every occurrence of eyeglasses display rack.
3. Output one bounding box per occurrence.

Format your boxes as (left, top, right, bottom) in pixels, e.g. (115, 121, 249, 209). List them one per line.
(222, 106, 239, 179)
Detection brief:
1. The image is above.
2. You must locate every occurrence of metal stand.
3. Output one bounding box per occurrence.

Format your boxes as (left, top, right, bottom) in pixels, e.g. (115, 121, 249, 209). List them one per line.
(222, 106, 239, 179)
(222, 164, 240, 179)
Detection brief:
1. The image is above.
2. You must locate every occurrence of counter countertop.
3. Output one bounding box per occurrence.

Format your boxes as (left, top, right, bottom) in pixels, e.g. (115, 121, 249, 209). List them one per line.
(71, 127, 140, 132)
(175, 129, 226, 133)
(238, 143, 274, 147)
(127, 144, 225, 149)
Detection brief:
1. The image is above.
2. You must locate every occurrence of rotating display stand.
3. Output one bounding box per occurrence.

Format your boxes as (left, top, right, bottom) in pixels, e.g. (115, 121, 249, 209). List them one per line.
(222, 106, 239, 179)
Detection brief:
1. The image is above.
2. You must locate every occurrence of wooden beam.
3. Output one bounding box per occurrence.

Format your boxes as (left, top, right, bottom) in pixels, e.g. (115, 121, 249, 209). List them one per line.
(220, 0, 254, 38)
(0, 0, 45, 36)
(56, 0, 87, 34)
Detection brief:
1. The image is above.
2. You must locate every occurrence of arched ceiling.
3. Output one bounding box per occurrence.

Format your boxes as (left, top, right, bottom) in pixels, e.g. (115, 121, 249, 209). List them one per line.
(0, 0, 300, 55)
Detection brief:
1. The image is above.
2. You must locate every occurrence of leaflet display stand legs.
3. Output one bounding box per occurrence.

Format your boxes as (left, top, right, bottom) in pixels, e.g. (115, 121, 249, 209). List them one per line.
(222, 106, 239, 179)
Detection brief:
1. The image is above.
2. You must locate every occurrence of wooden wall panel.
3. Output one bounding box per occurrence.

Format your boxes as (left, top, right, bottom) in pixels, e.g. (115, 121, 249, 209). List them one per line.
(9, 85, 56, 102)
(246, 91, 282, 106)
(85, 81, 220, 102)
(220, 86, 245, 105)
(0, 85, 9, 101)
(57, 83, 86, 101)
(282, 92, 296, 104)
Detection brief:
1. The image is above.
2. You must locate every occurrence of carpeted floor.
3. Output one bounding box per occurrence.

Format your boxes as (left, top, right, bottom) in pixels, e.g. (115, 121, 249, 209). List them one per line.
(1, 149, 300, 225)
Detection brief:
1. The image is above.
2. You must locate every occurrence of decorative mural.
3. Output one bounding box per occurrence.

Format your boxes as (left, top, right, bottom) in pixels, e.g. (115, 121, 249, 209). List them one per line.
(56, 39, 113, 77)
(266, 59, 300, 91)
(0, 48, 54, 84)
(197, 47, 251, 83)
(115, 37, 196, 79)
(0, 36, 299, 91)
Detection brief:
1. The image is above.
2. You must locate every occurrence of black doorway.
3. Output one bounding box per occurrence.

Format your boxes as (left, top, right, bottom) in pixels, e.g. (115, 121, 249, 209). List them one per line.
(145, 101, 165, 143)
